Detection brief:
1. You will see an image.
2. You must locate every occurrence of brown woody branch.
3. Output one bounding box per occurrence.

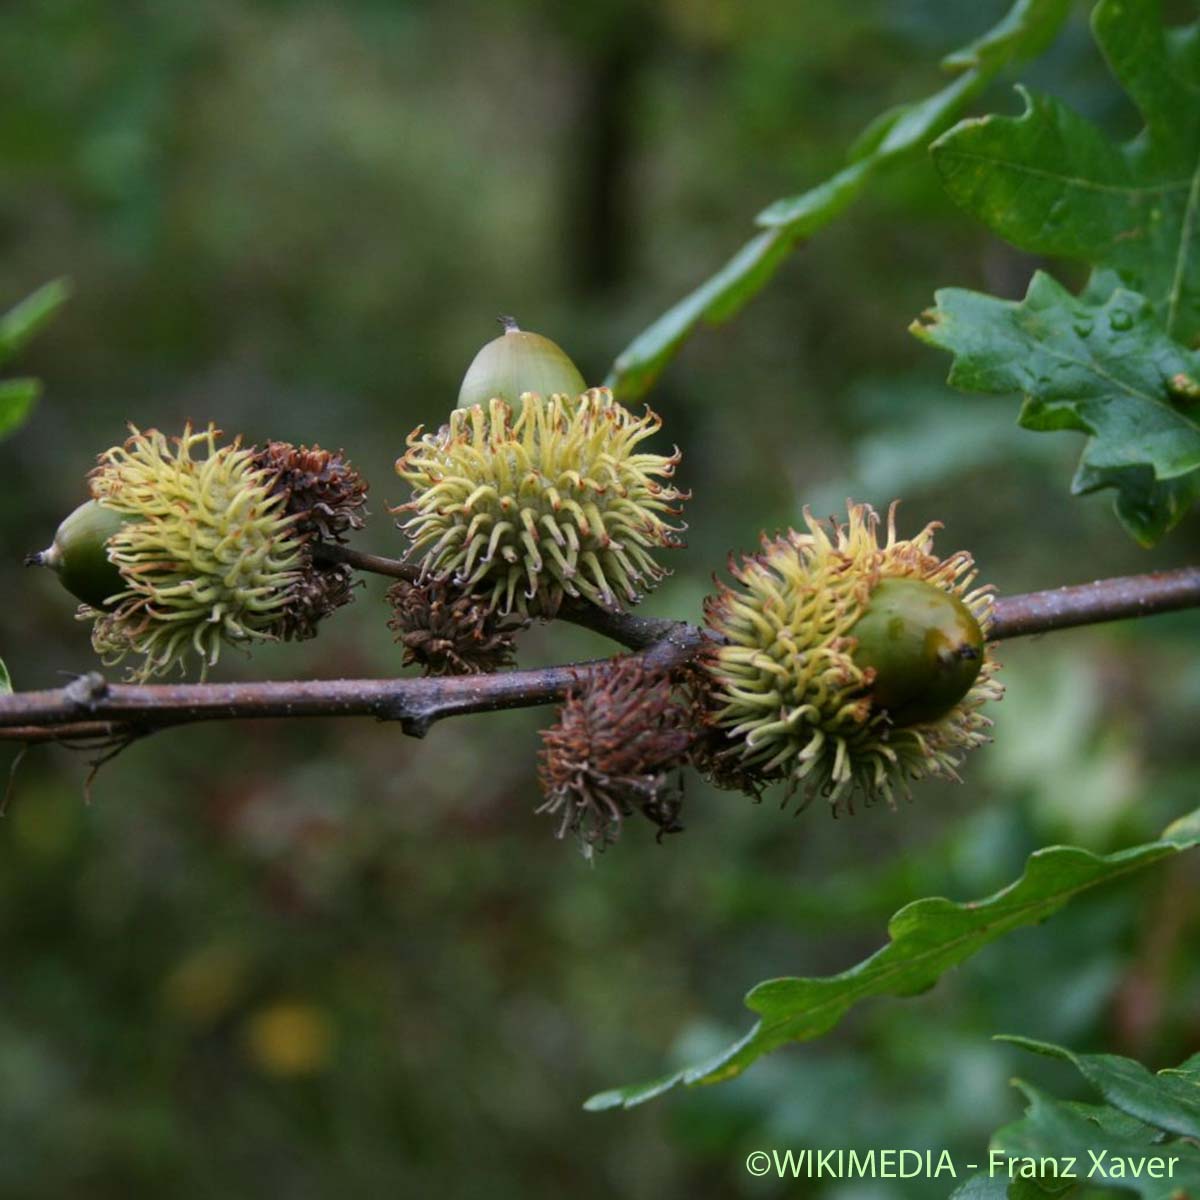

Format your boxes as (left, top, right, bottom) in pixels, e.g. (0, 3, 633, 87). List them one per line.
(0, 619, 706, 741)
(984, 565, 1200, 639)
(0, 557, 1196, 747)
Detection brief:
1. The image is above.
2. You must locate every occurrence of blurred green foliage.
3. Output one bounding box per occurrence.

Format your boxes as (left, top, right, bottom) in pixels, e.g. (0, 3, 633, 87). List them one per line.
(0, 278, 68, 442)
(1, 2, 1198, 1198)
(605, 0, 1073, 399)
(953, 1037, 1200, 1198)
(592, 806, 1200, 1109)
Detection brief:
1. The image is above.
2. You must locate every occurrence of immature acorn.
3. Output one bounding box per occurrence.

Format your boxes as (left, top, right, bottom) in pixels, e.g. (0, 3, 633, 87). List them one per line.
(395, 319, 687, 616)
(702, 502, 1002, 810)
(31, 425, 367, 680)
(26, 499, 128, 609)
(456, 316, 586, 410)
(849, 577, 984, 726)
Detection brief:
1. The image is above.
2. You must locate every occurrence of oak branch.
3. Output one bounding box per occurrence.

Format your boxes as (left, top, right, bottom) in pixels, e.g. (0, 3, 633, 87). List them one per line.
(1, 554, 1197, 748)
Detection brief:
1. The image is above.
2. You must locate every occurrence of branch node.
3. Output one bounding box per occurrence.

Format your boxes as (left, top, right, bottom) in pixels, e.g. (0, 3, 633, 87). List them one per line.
(400, 714, 434, 738)
(64, 672, 109, 711)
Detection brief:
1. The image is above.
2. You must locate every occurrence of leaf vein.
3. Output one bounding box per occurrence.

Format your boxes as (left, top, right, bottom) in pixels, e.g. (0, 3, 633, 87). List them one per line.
(938, 148, 1192, 197)
(1166, 150, 1200, 338)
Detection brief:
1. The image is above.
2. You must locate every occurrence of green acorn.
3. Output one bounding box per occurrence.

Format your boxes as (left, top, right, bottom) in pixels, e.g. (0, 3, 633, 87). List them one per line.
(30, 427, 370, 679)
(456, 316, 586, 411)
(849, 577, 984, 726)
(702, 502, 1003, 810)
(397, 323, 687, 616)
(26, 499, 128, 609)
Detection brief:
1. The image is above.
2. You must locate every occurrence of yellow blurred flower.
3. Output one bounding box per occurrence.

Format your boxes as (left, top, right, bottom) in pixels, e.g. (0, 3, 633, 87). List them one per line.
(242, 1002, 335, 1077)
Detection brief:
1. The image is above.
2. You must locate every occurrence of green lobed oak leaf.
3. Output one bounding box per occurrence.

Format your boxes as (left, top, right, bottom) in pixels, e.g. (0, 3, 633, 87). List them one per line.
(948, 1034, 1200, 1197)
(974, 1080, 1200, 1200)
(912, 270, 1200, 545)
(584, 807, 1200, 1110)
(999, 1037, 1200, 1139)
(941, 0, 1073, 73)
(931, 0, 1200, 344)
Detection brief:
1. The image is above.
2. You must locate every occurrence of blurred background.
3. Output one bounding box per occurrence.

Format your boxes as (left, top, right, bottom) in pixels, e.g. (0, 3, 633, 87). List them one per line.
(1, 1, 1199, 1196)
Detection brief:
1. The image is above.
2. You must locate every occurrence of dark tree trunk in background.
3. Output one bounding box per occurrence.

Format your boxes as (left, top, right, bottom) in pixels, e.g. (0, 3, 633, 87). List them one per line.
(563, 19, 651, 295)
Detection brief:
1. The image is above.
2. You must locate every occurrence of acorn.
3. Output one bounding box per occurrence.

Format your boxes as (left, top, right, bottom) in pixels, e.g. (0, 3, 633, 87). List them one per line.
(396, 322, 687, 616)
(850, 577, 984, 726)
(25, 499, 128, 609)
(30, 427, 368, 679)
(701, 502, 1003, 811)
(456, 316, 586, 411)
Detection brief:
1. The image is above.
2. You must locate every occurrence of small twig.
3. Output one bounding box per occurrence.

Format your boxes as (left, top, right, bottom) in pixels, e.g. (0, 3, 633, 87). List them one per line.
(1, 721, 129, 744)
(81, 730, 146, 802)
(315, 543, 419, 584)
(321, 545, 1200, 647)
(989, 566, 1200, 639)
(315, 543, 678, 651)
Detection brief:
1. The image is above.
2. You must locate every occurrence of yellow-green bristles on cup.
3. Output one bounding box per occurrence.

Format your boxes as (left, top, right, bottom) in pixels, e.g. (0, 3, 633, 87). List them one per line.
(394, 388, 687, 616)
(702, 502, 1003, 811)
(83, 424, 309, 680)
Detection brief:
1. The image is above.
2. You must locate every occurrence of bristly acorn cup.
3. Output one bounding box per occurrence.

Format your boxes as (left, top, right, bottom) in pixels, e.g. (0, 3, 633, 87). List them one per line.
(394, 319, 688, 616)
(701, 501, 1003, 810)
(29, 424, 368, 680)
(537, 656, 694, 859)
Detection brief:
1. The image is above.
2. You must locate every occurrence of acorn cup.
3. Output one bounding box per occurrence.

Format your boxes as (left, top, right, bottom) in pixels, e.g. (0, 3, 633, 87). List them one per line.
(395, 319, 688, 616)
(28, 425, 369, 680)
(701, 501, 1003, 811)
(537, 656, 694, 858)
(387, 576, 526, 677)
